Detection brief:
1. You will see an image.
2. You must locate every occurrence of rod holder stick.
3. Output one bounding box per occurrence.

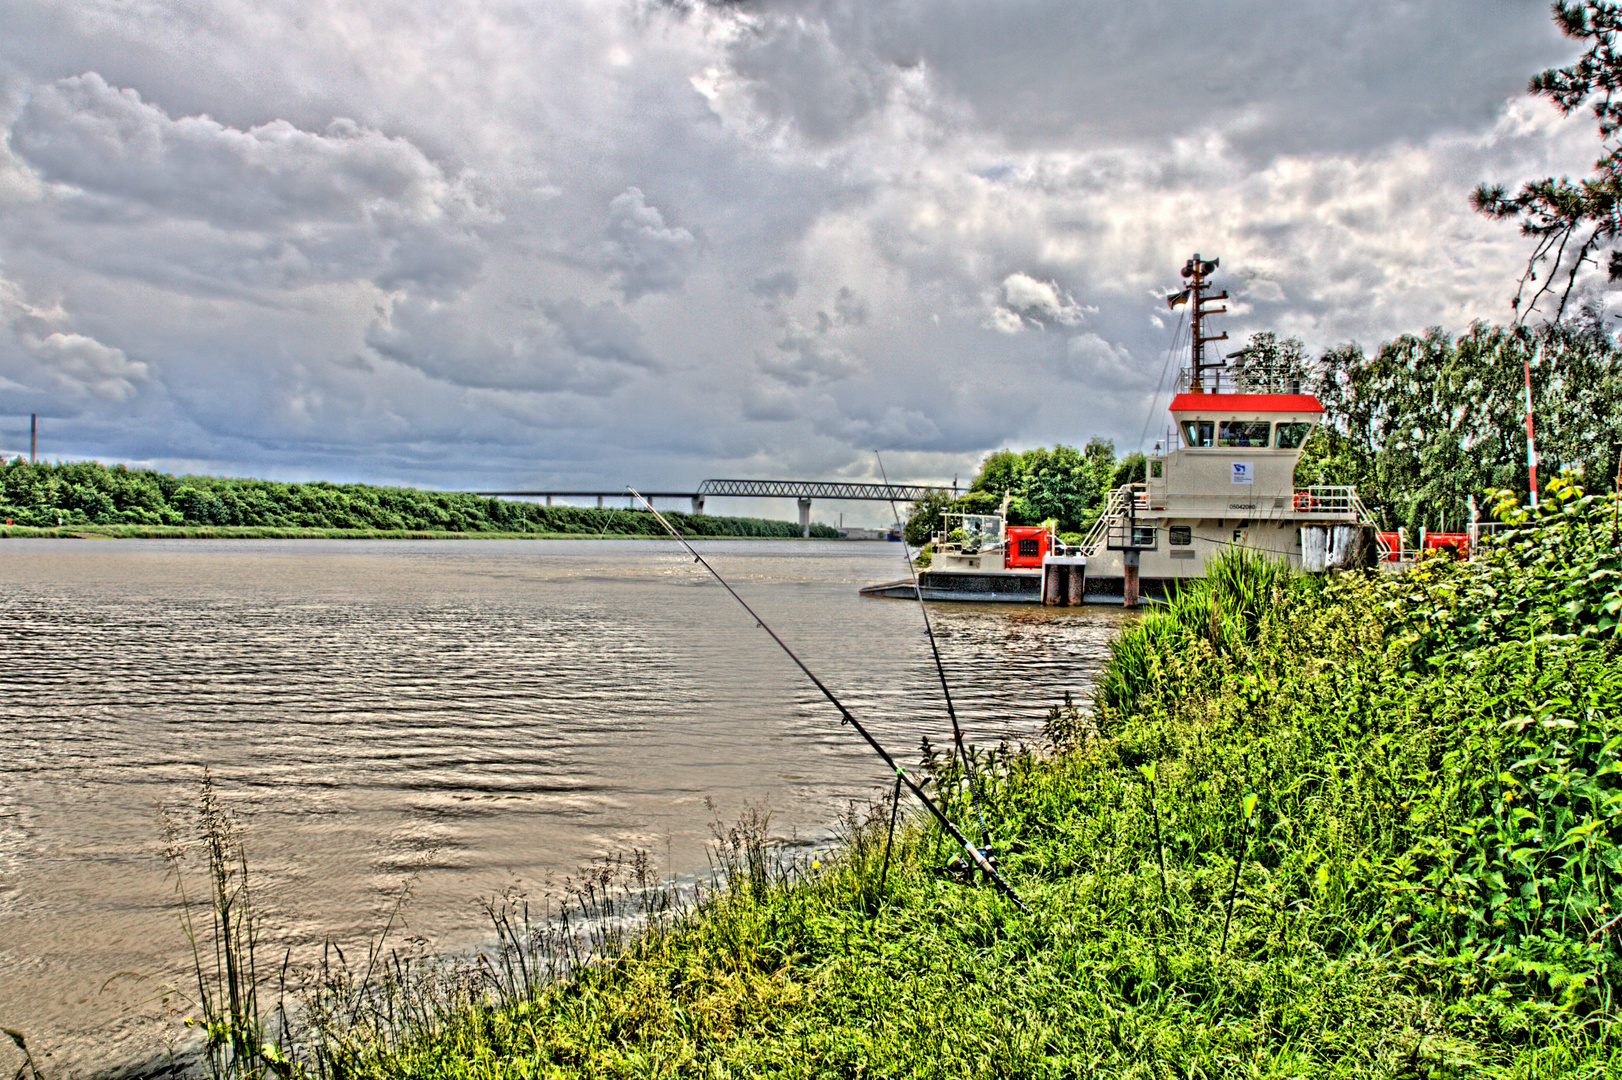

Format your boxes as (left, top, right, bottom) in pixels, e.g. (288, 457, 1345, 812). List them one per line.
(879, 770, 903, 896)
(627, 486, 1030, 913)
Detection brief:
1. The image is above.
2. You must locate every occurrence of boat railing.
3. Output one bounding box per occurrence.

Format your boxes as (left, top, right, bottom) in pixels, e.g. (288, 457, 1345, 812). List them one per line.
(1294, 485, 1360, 516)
(1127, 487, 1363, 519)
(1175, 366, 1306, 395)
(1348, 490, 1379, 528)
(1080, 483, 1379, 558)
(1080, 484, 1144, 556)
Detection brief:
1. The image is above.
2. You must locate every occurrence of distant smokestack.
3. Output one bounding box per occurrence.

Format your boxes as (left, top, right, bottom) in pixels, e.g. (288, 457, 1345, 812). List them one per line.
(30, 413, 36, 464)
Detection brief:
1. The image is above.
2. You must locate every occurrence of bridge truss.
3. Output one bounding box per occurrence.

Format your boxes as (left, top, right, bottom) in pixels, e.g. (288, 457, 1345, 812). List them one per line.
(695, 479, 943, 502)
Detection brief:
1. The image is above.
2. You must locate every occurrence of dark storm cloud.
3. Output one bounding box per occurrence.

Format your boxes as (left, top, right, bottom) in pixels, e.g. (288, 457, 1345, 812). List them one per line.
(0, 0, 1601, 504)
(720, 0, 1568, 157)
(543, 298, 660, 370)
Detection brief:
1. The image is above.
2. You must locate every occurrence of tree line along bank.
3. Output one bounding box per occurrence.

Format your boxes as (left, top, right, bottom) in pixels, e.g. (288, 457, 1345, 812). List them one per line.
(0, 459, 842, 538)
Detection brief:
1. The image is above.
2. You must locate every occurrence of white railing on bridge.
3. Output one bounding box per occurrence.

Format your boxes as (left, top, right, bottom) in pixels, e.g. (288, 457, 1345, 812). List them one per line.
(695, 478, 946, 501)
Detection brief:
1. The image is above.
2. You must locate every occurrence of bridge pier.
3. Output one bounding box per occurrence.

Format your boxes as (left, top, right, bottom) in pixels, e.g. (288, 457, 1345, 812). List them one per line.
(691, 495, 704, 515)
(798, 497, 812, 538)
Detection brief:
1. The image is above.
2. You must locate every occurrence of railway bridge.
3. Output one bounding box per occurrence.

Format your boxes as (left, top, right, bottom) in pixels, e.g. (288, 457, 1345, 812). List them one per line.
(473, 478, 951, 536)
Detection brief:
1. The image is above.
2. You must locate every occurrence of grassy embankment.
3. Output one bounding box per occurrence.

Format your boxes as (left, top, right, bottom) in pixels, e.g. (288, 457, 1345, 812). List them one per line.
(162, 478, 1621, 1078)
(0, 459, 842, 540)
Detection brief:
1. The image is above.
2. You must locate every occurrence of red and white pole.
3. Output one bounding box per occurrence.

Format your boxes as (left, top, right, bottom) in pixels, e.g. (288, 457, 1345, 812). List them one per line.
(1524, 354, 1539, 509)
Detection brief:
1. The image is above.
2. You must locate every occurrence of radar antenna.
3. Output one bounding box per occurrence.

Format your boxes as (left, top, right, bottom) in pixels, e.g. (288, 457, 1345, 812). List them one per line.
(1167, 254, 1227, 391)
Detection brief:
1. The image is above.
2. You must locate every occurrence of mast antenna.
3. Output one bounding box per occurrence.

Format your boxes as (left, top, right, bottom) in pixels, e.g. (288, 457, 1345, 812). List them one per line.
(1172, 255, 1227, 391)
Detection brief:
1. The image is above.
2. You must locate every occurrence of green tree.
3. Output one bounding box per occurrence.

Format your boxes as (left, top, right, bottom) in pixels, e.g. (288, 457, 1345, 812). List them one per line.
(1310, 322, 1622, 532)
(903, 488, 954, 547)
(968, 449, 1023, 495)
(1472, 2, 1622, 319)
(1081, 437, 1117, 496)
(1228, 332, 1309, 393)
(1010, 444, 1096, 531)
(1110, 451, 1147, 490)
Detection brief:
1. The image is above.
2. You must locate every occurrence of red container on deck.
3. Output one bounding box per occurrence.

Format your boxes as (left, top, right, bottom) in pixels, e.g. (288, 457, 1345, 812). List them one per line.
(1004, 526, 1051, 568)
(1375, 531, 1403, 562)
(1423, 531, 1469, 559)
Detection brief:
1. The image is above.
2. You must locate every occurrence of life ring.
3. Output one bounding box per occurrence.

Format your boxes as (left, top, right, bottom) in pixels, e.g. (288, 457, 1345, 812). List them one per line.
(1292, 491, 1317, 512)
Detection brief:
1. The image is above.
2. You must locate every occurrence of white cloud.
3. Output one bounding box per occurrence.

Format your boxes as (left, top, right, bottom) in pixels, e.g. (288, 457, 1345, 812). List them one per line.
(364, 293, 655, 395)
(14, 74, 461, 226)
(0, 0, 1602, 490)
(0, 270, 148, 402)
(32, 331, 145, 400)
(8, 73, 487, 296)
(1061, 333, 1137, 389)
(997, 272, 1083, 329)
(598, 187, 698, 301)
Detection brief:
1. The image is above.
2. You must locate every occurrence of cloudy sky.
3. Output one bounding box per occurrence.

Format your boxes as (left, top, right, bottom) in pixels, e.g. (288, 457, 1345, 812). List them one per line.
(0, 0, 1603, 518)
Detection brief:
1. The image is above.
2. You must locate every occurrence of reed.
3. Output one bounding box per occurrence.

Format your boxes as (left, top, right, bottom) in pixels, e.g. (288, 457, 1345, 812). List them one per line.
(158, 770, 297, 1079)
(3, 1028, 45, 1080)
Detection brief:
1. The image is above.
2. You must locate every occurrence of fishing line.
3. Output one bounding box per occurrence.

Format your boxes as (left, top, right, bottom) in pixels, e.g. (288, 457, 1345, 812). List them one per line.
(1188, 530, 1301, 557)
(874, 452, 991, 852)
(597, 501, 624, 539)
(1137, 306, 1187, 458)
(626, 486, 1031, 914)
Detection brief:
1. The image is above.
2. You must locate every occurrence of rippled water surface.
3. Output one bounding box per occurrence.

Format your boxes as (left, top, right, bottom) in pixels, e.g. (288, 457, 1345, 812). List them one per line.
(0, 538, 1127, 1075)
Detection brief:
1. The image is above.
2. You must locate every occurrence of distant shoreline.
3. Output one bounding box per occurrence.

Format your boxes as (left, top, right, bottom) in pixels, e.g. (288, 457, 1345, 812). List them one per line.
(2, 460, 848, 539)
(0, 525, 849, 541)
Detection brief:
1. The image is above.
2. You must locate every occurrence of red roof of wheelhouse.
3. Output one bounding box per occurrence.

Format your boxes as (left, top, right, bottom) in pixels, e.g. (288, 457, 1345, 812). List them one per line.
(1168, 392, 1324, 413)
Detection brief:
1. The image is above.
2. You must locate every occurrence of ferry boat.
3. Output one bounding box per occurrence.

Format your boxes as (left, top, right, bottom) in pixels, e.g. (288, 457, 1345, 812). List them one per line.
(861, 255, 1379, 605)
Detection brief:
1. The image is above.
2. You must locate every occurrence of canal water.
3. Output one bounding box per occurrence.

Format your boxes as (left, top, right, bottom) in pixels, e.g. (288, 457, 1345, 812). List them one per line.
(0, 538, 1128, 1075)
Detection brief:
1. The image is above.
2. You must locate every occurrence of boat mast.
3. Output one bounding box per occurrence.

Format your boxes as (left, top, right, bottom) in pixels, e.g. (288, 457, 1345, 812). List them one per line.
(1182, 254, 1228, 391)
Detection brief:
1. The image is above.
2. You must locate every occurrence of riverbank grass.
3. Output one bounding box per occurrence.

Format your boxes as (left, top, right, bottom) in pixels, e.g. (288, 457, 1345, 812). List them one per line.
(177, 479, 1622, 1077)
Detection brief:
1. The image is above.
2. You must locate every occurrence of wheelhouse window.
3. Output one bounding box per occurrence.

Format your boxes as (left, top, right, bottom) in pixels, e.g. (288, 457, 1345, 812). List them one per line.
(1169, 525, 1192, 546)
(947, 513, 1002, 553)
(963, 514, 1002, 539)
(1149, 460, 1164, 479)
(1181, 420, 1215, 447)
(1274, 421, 1314, 449)
(1218, 420, 1271, 447)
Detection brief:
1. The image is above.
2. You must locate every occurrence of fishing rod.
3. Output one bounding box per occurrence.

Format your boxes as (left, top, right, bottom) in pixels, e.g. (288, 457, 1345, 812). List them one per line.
(626, 487, 1030, 914)
(874, 453, 991, 852)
